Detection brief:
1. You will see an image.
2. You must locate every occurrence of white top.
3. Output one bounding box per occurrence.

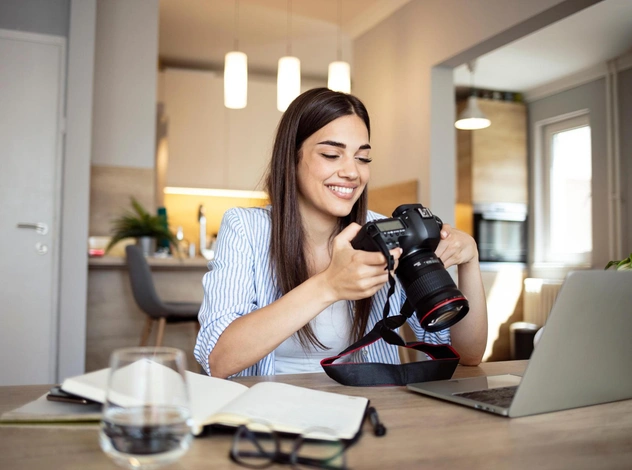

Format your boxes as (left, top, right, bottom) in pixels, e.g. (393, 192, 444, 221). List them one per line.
(275, 300, 352, 374)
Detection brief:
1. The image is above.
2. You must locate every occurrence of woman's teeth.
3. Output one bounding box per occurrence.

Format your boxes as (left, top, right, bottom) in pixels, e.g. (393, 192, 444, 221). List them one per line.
(327, 185, 353, 194)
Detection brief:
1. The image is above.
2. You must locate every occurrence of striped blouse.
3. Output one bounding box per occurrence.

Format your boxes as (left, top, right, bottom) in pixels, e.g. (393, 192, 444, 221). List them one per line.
(194, 206, 451, 377)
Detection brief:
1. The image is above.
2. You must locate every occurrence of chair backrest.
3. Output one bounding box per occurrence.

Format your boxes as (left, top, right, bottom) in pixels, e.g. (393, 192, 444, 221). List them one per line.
(125, 244, 168, 318)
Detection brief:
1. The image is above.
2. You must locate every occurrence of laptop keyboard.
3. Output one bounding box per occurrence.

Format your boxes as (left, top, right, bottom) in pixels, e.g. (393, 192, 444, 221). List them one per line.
(453, 385, 518, 408)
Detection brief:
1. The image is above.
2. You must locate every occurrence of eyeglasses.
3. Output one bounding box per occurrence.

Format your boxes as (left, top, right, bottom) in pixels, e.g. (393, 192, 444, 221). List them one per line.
(230, 420, 348, 470)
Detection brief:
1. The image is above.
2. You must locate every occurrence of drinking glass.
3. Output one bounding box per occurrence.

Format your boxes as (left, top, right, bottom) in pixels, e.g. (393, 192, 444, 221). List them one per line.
(99, 347, 193, 469)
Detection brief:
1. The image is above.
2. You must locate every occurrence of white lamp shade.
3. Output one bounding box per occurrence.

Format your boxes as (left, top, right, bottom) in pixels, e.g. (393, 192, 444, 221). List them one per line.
(455, 95, 491, 130)
(327, 61, 350, 93)
(224, 51, 248, 109)
(277, 56, 301, 112)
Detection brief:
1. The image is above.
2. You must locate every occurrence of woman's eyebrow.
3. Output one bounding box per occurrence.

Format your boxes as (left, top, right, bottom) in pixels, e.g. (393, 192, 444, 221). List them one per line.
(317, 140, 371, 150)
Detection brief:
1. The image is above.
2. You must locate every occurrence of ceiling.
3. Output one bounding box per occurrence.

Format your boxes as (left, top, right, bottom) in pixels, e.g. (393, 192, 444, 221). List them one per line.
(159, 0, 411, 77)
(453, 0, 632, 94)
(160, 0, 632, 92)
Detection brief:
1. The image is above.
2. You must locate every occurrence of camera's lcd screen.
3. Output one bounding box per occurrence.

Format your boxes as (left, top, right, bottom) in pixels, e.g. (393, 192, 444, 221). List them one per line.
(376, 219, 405, 232)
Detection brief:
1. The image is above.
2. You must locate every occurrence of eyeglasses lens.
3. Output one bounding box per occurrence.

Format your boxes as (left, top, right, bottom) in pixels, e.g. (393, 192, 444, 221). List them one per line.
(292, 429, 346, 470)
(233, 425, 278, 468)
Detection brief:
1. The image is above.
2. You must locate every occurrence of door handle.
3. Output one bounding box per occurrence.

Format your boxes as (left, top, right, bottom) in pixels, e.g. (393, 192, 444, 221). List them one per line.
(17, 222, 49, 235)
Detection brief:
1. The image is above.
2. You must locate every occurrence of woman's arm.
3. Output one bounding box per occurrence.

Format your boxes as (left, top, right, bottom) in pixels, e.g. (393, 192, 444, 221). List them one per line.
(435, 225, 488, 365)
(207, 222, 401, 378)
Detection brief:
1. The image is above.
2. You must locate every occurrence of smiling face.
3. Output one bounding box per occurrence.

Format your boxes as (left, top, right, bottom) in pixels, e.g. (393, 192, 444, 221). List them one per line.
(296, 114, 371, 228)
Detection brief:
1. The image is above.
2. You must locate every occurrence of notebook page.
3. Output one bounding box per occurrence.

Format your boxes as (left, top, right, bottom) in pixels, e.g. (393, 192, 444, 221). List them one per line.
(211, 382, 368, 439)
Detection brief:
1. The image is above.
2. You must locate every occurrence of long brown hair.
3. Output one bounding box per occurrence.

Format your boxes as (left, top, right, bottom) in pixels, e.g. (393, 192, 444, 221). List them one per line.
(265, 88, 373, 350)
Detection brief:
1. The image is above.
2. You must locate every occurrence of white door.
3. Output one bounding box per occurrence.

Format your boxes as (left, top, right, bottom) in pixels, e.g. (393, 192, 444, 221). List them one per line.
(0, 29, 65, 385)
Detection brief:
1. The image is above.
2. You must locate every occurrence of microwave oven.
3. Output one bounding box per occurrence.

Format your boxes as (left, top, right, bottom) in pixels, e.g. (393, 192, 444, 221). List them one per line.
(473, 203, 527, 263)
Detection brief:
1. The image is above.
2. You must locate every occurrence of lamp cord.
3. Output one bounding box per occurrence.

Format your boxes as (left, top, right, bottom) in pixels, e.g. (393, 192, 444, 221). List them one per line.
(233, 0, 240, 51)
(337, 0, 342, 61)
(286, 0, 292, 56)
(468, 60, 476, 97)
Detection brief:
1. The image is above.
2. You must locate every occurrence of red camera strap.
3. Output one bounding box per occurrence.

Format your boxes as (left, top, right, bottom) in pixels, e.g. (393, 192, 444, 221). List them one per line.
(320, 272, 460, 386)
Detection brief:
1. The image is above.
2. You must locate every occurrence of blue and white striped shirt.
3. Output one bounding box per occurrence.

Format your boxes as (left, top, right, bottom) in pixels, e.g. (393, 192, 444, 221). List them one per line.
(194, 206, 450, 377)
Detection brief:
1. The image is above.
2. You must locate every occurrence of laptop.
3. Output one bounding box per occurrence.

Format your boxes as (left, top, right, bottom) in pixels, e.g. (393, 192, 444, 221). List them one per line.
(407, 270, 632, 417)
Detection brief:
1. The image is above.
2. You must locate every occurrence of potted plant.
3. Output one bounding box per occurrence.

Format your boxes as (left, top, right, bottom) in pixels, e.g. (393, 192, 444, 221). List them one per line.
(106, 197, 179, 256)
(605, 253, 632, 271)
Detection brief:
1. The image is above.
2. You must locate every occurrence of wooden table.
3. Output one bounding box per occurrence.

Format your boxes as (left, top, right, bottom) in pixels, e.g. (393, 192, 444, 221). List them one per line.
(1, 361, 631, 469)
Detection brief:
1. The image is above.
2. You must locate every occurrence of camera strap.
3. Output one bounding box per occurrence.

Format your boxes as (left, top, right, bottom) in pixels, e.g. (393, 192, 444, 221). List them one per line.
(320, 263, 460, 386)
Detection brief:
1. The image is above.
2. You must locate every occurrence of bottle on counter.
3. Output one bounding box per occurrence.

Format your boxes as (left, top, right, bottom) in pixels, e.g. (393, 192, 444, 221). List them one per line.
(156, 207, 171, 254)
(198, 204, 207, 257)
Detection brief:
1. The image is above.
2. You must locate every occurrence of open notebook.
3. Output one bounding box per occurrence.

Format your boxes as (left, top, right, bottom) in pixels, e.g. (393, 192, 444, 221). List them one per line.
(3, 363, 368, 439)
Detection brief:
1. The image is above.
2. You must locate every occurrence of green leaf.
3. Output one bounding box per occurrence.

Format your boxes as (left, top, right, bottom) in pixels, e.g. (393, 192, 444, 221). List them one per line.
(105, 197, 179, 254)
(605, 252, 632, 270)
(605, 260, 620, 270)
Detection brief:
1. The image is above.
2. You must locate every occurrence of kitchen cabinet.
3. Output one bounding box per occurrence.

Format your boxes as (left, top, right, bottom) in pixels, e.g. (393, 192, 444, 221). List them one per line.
(456, 98, 527, 205)
(162, 68, 282, 191)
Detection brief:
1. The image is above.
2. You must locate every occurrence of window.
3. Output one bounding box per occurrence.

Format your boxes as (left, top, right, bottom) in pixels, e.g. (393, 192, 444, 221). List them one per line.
(539, 114, 592, 265)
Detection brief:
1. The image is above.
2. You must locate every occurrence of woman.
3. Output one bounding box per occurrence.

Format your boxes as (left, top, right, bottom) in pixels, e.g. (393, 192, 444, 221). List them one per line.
(194, 88, 487, 378)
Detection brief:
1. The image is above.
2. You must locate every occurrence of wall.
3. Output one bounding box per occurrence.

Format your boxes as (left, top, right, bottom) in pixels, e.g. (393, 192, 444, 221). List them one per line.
(620, 67, 632, 252)
(164, 194, 268, 251)
(528, 79, 609, 270)
(90, 0, 159, 237)
(0, 0, 69, 36)
(352, 0, 597, 225)
(58, 0, 96, 380)
(92, 0, 158, 168)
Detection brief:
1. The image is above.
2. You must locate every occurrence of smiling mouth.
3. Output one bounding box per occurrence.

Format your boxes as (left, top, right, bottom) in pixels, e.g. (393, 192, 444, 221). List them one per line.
(326, 185, 355, 196)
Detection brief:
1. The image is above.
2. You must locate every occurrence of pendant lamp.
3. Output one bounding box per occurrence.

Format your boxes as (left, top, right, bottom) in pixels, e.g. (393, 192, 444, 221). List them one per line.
(277, 0, 301, 112)
(455, 60, 490, 130)
(224, 0, 247, 109)
(327, 0, 350, 93)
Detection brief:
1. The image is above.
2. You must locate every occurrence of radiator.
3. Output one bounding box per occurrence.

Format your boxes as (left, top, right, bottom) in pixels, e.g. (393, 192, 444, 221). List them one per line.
(523, 278, 564, 326)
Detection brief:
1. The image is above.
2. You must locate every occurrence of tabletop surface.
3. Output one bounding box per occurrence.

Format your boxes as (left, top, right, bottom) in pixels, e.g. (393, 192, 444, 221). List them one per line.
(1, 360, 631, 470)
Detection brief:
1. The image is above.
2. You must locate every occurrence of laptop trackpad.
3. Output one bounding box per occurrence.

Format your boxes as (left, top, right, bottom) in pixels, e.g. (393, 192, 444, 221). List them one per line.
(482, 374, 523, 389)
(409, 374, 522, 394)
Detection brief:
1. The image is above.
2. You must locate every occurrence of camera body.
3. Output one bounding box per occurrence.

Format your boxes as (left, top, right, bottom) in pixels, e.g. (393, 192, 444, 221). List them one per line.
(351, 203, 469, 332)
(351, 203, 443, 262)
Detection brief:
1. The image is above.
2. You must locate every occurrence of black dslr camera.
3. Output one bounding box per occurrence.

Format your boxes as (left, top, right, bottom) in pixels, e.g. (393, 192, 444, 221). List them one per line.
(351, 203, 469, 332)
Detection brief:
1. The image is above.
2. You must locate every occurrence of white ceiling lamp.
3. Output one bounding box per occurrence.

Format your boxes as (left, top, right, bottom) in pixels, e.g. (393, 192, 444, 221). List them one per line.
(224, 0, 247, 109)
(327, 0, 350, 93)
(277, 0, 301, 112)
(455, 60, 491, 130)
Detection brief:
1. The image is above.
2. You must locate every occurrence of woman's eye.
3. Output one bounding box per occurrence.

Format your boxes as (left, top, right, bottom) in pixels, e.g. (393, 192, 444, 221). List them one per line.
(356, 157, 372, 164)
(321, 154, 339, 159)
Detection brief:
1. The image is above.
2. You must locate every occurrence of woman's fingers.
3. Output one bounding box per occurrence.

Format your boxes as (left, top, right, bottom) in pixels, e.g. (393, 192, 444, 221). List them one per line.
(324, 228, 404, 300)
(353, 246, 402, 267)
(435, 225, 478, 268)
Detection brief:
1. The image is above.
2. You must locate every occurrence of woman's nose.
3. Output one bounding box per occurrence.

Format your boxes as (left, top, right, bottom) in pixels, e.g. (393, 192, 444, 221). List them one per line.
(338, 156, 359, 179)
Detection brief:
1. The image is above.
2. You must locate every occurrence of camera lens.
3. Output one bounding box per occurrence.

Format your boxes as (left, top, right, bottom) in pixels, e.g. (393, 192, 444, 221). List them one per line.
(396, 252, 469, 332)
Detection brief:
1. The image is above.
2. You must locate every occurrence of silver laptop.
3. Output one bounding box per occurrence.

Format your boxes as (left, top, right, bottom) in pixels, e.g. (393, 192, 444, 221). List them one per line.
(407, 270, 632, 417)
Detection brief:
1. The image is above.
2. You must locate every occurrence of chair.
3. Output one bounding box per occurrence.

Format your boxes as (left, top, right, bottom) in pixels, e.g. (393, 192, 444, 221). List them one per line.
(125, 244, 201, 347)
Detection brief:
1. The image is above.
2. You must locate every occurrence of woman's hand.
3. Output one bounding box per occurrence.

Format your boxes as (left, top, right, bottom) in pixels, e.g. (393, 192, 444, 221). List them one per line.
(321, 223, 402, 302)
(434, 224, 479, 268)
(437, 224, 487, 365)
